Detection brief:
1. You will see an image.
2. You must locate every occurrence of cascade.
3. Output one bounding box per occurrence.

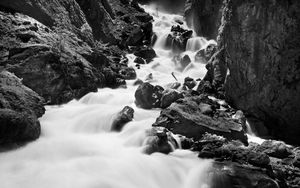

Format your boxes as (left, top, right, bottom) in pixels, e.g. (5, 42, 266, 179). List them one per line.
(0, 4, 217, 188)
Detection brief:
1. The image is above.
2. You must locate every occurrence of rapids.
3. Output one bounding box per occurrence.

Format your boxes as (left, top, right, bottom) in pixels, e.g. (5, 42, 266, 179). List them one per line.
(0, 4, 216, 188)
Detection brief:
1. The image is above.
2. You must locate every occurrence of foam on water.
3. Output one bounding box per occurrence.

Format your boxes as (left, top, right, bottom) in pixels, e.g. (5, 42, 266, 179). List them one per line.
(0, 4, 216, 188)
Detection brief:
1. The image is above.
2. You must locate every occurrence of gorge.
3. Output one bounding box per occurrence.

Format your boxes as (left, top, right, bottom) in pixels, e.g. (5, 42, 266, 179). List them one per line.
(0, 0, 299, 188)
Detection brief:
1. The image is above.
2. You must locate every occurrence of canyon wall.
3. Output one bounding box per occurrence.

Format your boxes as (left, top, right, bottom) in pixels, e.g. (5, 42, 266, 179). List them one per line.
(188, 0, 300, 145)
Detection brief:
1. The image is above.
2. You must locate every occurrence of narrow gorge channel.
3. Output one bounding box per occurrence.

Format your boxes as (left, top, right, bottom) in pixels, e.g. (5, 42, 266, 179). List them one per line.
(0, 1, 299, 188)
(0, 5, 215, 188)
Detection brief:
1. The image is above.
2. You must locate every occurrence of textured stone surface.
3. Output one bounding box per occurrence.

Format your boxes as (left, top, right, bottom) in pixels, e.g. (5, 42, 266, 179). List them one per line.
(153, 96, 248, 144)
(0, 71, 45, 145)
(218, 0, 300, 145)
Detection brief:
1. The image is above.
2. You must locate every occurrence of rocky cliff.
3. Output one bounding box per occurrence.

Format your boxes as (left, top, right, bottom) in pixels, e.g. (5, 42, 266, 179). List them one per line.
(0, 0, 153, 146)
(0, 0, 152, 104)
(188, 0, 300, 145)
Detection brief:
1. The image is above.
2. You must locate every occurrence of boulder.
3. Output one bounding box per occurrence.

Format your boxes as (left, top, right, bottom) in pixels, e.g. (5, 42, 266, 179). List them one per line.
(111, 106, 134, 131)
(134, 57, 146, 64)
(184, 77, 196, 89)
(160, 89, 183, 108)
(0, 71, 44, 146)
(142, 127, 177, 155)
(153, 96, 248, 144)
(255, 140, 292, 159)
(133, 47, 156, 63)
(211, 162, 279, 188)
(134, 82, 164, 109)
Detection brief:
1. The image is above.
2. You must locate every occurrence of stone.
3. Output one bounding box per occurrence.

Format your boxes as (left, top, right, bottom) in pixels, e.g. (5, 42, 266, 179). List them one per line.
(184, 77, 196, 89)
(0, 71, 44, 146)
(134, 56, 146, 64)
(134, 82, 164, 109)
(111, 106, 134, 131)
(160, 89, 183, 108)
(179, 55, 191, 70)
(256, 140, 292, 159)
(153, 96, 248, 144)
(133, 47, 156, 63)
(143, 127, 177, 155)
(119, 67, 137, 80)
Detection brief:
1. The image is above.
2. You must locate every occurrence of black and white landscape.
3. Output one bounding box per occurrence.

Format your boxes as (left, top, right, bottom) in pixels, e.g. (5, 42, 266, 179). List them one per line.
(0, 0, 299, 187)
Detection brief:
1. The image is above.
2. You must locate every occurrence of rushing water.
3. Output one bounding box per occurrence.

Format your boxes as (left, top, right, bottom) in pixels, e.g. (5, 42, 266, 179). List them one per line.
(0, 5, 216, 188)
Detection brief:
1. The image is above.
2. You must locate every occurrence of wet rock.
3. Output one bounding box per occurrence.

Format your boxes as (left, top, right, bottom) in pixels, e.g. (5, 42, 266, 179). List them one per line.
(178, 55, 191, 71)
(134, 56, 146, 64)
(153, 96, 248, 144)
(195, 43, 217, 63)
(160, 89, 183, 108)
(211, 162, 279, 188)
(143, 127, 177, 155)
(0, 71, 45, 146)
(119, 67, 137, 80)
(134, 82, 164, 109)
(111, 106, 134, 131)
(183, 77, 196, 89)
(256, 140, 292, 159)
(133, 79, 143, 86)
(133, 47, 156, 63)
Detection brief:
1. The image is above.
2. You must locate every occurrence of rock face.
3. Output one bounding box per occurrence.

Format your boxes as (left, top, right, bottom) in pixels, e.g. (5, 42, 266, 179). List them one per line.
(0, 0, 152, 104)
(153, 95, 248, 144)
(0, 71, 45, 146)
(218, 0, 300, 145)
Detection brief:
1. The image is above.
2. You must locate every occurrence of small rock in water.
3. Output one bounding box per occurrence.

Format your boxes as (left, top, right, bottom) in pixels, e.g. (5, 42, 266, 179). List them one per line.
(134, 56, 146, 64)
(134, 47, 156, 63)
(143, 127, 177, 155)
(111, 106, 134, 131)
(135, 82, 164, 109)
(179, 55, 191, 70)
(184, 77, 196, 89)
(145, 73, 153, 82)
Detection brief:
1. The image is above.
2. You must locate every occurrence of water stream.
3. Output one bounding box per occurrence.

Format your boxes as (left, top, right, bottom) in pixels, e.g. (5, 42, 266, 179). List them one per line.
(0, 5, 217, 188)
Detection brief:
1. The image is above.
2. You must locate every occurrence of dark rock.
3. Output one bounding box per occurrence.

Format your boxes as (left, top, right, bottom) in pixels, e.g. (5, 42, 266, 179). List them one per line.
(195, 43, 217, 63)
(111, 106, 134, 131)
(135, 82, 164, 109)
(256, 140, 292, 159)
(218, 0, 300, 145)
(0, 71, 44, 146)
(143, 127, 177, 155)
(133, 47, 156, 63)
(133, 79, 143, 86)
(153, 96, 248, 144)
(184, 77, 196, 89)
(119, 67, 136, 80)
(178, 55, 191, 70)
(211, 162, 279, 188)
(134, 56, 146, 64)
(160, 89, 183, 108)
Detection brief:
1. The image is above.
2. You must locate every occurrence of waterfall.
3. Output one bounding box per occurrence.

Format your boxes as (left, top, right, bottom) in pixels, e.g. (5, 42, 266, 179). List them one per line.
(186, 37, 208, 52)
(0, 4, 215, 188)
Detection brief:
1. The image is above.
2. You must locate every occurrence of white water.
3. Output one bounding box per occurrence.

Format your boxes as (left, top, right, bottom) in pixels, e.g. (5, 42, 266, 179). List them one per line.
(0, 5, 216, 188)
